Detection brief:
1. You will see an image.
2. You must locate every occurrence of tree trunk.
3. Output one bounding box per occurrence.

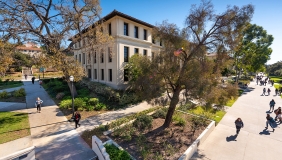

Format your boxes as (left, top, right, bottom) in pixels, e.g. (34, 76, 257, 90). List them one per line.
(163, 87, 181, 128)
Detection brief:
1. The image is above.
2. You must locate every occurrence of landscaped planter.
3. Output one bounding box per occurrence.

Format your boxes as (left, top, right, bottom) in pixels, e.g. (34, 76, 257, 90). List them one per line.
(92, 110, 215, 160)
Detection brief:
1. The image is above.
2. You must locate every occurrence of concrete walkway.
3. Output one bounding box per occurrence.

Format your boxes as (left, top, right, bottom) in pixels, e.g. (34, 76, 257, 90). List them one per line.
(192, 81, 282, 160)
(76, 101, 154, 134)
(0, 78, 96, 160)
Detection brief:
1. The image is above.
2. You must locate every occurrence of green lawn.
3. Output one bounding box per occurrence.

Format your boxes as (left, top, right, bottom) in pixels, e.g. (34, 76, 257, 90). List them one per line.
(270, 76, 282, 83)
(187, 106, 226, 124)
(0, 112, 30, 144)
(0, 81, 23, 90)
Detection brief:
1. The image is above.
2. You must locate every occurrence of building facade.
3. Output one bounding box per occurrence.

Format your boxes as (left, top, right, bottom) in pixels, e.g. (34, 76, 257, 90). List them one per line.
(16, 42, 42, 57)
(72, 10, 162, 89)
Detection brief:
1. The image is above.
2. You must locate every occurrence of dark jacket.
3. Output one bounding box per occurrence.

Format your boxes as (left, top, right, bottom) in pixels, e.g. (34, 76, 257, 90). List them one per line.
(235, 121, 244, 128)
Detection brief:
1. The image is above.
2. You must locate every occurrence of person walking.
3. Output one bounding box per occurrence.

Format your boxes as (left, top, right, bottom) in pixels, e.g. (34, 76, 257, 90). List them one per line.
(35, 97, 43, 113)
(24, 74, 27, 80)
(266, 114, 275, 132)
(274, 107, 281, 121)
(269, 99, 276, 112)
(267, 88, 271, 96)
(235, 118, 244, 135)
(32, 76, 35, 84)
(39, 79, 42, 88)
(275, 88, 278, 96)
(262, 88, 266, 96)
(74, 111, 81, 128)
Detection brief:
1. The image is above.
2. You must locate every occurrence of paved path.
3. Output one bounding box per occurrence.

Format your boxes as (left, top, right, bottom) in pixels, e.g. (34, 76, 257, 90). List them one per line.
(192, 81, 282, 160)
(0, 78, 96, 160)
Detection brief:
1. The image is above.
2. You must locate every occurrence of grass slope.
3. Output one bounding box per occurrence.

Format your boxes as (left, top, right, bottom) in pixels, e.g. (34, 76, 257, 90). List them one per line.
(0, 112, 30, 144)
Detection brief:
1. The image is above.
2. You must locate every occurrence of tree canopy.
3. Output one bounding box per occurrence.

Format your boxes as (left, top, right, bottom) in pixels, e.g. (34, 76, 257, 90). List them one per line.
(126, 0, 254, 127)
(0, 0, 113, 81)
(233, 23, 273, 77)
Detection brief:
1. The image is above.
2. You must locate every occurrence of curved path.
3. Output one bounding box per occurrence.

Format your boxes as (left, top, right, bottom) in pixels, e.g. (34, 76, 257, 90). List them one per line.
(192, 81, 282, 160)
(0, 77, 96, 160)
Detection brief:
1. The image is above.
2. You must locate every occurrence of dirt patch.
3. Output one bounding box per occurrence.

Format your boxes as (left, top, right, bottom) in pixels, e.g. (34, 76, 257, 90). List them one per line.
(108, 113, 207, 160)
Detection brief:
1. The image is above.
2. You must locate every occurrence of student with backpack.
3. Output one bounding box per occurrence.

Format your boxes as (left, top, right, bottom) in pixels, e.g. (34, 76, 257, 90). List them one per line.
(235, 118, 244, 135)
(266, 114, 275, 132)
(269, 99, 276, 112)
(262, 88, 266, 96)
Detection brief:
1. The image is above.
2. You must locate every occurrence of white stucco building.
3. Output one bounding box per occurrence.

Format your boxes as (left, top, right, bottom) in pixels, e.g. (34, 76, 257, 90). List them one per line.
(16, 42, 42, 57)
(72, 10, 162, 89)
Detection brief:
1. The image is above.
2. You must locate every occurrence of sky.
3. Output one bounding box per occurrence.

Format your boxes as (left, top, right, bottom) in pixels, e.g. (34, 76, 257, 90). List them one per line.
(100, 0, 282, 65)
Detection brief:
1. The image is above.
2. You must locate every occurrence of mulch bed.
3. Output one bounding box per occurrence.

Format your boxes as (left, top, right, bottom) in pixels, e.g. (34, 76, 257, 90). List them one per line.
(108, 113, 207, 160)
(0, 96, 26, 103)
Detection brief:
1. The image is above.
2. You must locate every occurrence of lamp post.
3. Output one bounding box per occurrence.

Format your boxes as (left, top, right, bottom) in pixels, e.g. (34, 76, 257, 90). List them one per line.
(69, 75, 75, 120)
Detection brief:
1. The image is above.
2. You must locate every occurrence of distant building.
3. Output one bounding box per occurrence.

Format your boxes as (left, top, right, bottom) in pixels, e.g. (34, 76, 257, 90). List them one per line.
(16, 42, 42, 57)
(71, 10, 162, 89)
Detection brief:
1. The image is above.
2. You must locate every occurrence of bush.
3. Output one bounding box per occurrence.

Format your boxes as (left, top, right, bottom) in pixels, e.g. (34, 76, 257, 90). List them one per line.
(104, 143, 131, 160)
(88, 98, 99, 105)
(13, 88, 26, 97)
(172, 113, 186, 126)
(151, 109, 166, 119)
(85, 105, 94, 111)
(133, 114, 153, 132)
(119, 93, 140, 105)
(56, 92, 65, 100)
(77, 88, 90, 97)
(94, 103, 106, 111)
(0, 91, 8, 98)
(59, 98, 86, 110)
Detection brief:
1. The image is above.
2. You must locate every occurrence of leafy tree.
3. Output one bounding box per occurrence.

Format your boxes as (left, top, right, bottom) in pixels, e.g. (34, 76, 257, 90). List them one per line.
(0, 41, 14, 77)
(12, 52, 33, 71)
(126, 0, 254, 127)
(267, 61, 282, 76)
(233, 23, 274, 79)
(0, 0, 113, 81)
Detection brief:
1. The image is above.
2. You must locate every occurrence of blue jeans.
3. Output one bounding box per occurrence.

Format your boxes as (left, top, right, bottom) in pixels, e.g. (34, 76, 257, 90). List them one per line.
(266, 120, 274, 128)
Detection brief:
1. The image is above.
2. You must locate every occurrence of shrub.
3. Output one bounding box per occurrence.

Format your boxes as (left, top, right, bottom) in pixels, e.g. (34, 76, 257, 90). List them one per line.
(104, 143, 131, 160)
(152, 109, 166, 119)
(59, 99, 72, 109)
(0, 91, 8, 98)
(133, 114, 153, 132)
(56, 92, 65, 100)
(14, 88, 26, 97)
(94, 102, 106, 111)
(172, 114, 186, 126)
(77, 88, 90, 97)
(190, 116, 208, 135)
(88, 98, 99, 105)
(85, 105, 94, 111)
(59, 98, 86, 110)
(119, 93, 140, 105)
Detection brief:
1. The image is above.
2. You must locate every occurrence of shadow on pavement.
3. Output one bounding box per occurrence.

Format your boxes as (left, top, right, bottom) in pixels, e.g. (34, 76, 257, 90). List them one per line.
(226, 135, 237, 142)
(265, 110, 272, 113)
(259, 129, 270, 135)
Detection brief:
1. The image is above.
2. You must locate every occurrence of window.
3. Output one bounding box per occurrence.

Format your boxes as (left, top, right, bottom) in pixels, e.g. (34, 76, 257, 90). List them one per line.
(101, 50, 104, 63)
(152, 38, 155, 44)
(75, 55, 77, 60)
(124, 69, 129, 82)
(94, 69, 97, 79)
(94, 51, 97, 63)
(124, 46, 129, 62)
(134, 26, 138, 38)
(160, 40, 162, 46)
(134, 48, 139, 54)
(78, 41, 81, 48)
(143, 49, 147, 56)
(108, 23, 112, 35)
(101, 69, 104, 80)
(152, 52, 155, 60)
(144, 29, 147, 40)
(74, 43, 77, 49)
(88, 53, 91, 64)
(109, 69, 112, 82)
(79, 54, 81, 62)
(82, 53, 85, 64)
(108, 47, 112, 62)
(124, 23, 128, 36)
(88, 69, 91, 79)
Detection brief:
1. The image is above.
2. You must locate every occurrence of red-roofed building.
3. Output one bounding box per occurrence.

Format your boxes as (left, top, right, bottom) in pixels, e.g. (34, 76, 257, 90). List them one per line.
(16, 42, 42, 57)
